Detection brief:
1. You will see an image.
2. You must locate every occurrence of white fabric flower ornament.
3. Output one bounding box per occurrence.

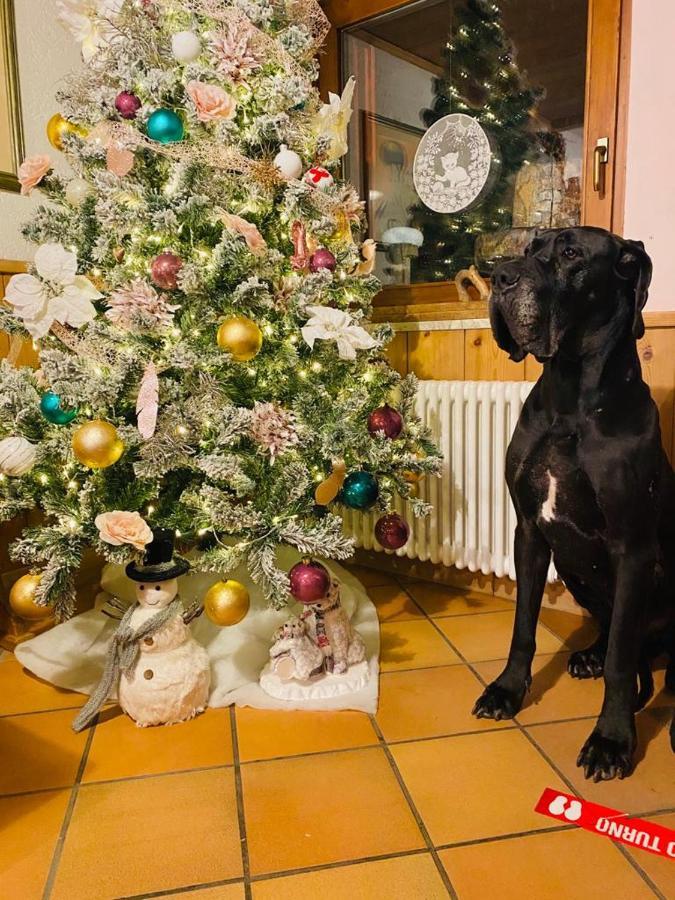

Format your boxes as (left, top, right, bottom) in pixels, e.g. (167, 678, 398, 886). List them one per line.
(314, 76, 356, 162)
(5, 243, 102, 340)
(56, 0, 123, 61)
(301, 305, 377, 361)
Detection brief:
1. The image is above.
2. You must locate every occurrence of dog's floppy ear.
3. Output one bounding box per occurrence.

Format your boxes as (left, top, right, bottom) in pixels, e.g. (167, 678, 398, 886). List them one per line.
(615, 239, 652, 339)
(489, 298, 526, 362)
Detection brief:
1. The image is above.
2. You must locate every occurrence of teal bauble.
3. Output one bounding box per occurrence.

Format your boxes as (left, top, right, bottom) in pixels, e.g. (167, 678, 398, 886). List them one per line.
(40, 391, 78, 425)
(146, 109, 184, 144)
(341, 471, 379, 510)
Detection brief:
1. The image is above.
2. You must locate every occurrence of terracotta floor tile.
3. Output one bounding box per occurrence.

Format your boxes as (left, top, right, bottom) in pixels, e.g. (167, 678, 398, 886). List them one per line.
(367, 584, 425, 622)
(376, 666, 512, 742)
(436, 611, 563, 662)
(475, 655, 672, 726)
(625, 812, 675, 898)
(345, 565, 397, 588)
(0, 656, 85, 716)
(0, 709, 88, 795)
(153, 885, 245, 899)
(528, 710, 675, 815)
(0, 788, 70, 898)
(539, 607, 599, 650)
(380, 620, 461, 672)
(439, 827, 654, 900)
(51, 769, 242, 900)
(406, 582, 513, 618)
(390, 730, 567, 845)
(236, 708, 377, 762)
(82, 707, 233, 783)
(252, 853, 449, 899)
(242, 747, 424, 875)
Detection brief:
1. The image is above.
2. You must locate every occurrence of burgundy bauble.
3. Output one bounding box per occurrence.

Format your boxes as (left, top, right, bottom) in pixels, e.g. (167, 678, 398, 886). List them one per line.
(115, 91, 142, 119)
(150, 251, 183, 290)
(289, 559, 331, 604)
(309, 248, 337, 273)
(367, 404, 403, 439)
(375, 513, 410, 550)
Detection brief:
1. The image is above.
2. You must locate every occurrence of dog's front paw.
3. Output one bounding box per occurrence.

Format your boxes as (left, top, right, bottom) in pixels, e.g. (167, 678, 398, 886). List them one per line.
(568, 645, 605, 679)
(576, 729, 636, 782)
(472, 681, 525, 721)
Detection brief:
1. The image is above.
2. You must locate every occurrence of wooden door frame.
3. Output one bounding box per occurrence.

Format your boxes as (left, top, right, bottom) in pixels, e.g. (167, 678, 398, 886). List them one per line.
(320, 0, 632, 309)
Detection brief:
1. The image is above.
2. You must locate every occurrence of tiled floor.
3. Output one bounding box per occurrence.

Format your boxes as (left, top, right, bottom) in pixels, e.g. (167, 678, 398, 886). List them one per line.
(1, 567, 673, 899)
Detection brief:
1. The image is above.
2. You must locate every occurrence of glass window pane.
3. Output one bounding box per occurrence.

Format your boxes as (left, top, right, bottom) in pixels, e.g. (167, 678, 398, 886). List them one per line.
(343, 0, 588, 285)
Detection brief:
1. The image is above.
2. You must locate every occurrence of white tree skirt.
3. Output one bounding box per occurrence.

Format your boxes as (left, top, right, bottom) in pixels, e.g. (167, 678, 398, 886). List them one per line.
(15, 547, 380, 714)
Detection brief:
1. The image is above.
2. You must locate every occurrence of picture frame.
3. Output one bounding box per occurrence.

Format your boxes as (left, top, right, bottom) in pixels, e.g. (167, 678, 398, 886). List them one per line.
(361, 111, 424, 246)
(0, 0, 24, 193)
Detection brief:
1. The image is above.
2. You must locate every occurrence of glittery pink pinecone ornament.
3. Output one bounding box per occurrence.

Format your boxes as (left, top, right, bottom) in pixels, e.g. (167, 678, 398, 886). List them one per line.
(105, 280, 179, 331)
(249, 402, 300, 462)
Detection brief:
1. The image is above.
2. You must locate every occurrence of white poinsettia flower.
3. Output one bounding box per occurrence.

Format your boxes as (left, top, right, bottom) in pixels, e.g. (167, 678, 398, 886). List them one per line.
(5, 243, 101, 340)
(56, 0, 123, 60)
(314, 76, 356, 162)
(301, 305, 377, 361)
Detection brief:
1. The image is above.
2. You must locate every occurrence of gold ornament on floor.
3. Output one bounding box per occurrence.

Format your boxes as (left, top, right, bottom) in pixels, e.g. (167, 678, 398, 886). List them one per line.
(217, 316, 263, 361)
(204, 580, 250, 626)
(9, 574, 51, 621)
(46, 113, 87, 151)
(72, 420, 124, 469)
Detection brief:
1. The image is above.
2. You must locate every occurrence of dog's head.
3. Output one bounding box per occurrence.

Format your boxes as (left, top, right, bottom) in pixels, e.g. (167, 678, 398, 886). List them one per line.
(489, 227, 652, 362)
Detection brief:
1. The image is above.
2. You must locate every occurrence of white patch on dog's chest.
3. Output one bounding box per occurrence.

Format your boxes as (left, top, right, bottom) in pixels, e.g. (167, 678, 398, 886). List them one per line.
(541, 471, 558, 522)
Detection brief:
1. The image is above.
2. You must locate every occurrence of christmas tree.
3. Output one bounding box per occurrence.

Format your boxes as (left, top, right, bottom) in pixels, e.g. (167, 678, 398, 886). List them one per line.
(0, 0, 439, 619)
(410, 0, 543, 282)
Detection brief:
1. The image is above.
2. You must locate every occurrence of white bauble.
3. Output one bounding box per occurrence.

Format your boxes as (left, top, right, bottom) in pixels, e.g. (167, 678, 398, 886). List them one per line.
(65, 178, 93, 207)
(0, 436, 37, 477)
(273, 144, 303, 180)
(171, 30, 201, 63)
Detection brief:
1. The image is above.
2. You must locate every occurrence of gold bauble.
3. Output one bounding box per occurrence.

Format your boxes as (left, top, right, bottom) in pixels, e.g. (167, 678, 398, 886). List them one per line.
(204, 580, 250, 626)
(217, 316, 263, 361)
(315, 459, 347, 506)
(72, 420, 124, 469)
(47, 114, 87, 151)
(8, 574, 51, 621)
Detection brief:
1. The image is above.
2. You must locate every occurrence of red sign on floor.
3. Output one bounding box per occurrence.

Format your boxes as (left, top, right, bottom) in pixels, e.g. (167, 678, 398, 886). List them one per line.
(536, 788, 675, 860)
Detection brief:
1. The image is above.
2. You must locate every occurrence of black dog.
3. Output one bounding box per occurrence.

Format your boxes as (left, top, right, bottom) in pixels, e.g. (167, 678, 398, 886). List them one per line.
(472, 226, 675, 780)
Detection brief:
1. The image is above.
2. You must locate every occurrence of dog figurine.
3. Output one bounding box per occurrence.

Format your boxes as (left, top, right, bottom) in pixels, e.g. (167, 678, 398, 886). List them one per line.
(269, 617, 324, 682)
(473, 226, 675, 780)
(301, 579, 367, 674)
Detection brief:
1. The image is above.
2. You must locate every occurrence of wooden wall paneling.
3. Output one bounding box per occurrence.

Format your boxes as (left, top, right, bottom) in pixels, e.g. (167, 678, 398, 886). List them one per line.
(408, 328, 464, 380)
(383, 331, 408, 375)
(464, 328, 525, 381)
(638, 328, 675, 462)
(524, 356, 544, 382)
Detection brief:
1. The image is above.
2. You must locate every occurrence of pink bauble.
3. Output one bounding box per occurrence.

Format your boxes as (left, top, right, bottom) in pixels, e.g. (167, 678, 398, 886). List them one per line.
(289, 560, 331, 604)
(375, 513, 410, 550)
(309, 248, 336, 273)
(115, 91, 142, 120)
(367, 405, 403, 439)
(151, 252, 183, 290)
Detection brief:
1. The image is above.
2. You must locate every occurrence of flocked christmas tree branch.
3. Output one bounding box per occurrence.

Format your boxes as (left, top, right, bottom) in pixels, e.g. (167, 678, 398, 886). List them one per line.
(0, 0, 440, 618)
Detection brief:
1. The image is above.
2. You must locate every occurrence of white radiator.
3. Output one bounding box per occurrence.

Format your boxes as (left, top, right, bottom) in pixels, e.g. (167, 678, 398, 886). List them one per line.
(345, 380, 556, 581)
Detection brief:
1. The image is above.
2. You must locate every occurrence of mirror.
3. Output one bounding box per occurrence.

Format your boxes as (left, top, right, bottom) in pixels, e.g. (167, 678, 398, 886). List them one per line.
(0, 0, 24, 193)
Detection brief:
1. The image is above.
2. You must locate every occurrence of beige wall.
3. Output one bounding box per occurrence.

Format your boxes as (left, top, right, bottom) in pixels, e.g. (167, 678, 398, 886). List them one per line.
(0, 0, 81, 261)
(624, 0, 675, 312)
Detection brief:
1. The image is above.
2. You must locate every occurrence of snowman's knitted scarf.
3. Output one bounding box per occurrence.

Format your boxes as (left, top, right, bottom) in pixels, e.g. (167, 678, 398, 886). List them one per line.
(72, 598, 182, 733)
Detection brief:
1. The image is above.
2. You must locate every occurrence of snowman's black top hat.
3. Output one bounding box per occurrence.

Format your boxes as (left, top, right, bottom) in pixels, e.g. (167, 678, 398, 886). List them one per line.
(125, 527, 190, 582)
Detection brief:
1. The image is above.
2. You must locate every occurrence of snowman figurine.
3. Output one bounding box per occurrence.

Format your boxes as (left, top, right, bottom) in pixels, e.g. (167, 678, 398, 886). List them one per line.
(73, 529, 210, 730)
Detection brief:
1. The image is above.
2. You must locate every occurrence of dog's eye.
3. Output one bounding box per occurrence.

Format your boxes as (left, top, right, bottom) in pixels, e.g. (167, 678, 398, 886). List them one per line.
(562, 247, 579, 259)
